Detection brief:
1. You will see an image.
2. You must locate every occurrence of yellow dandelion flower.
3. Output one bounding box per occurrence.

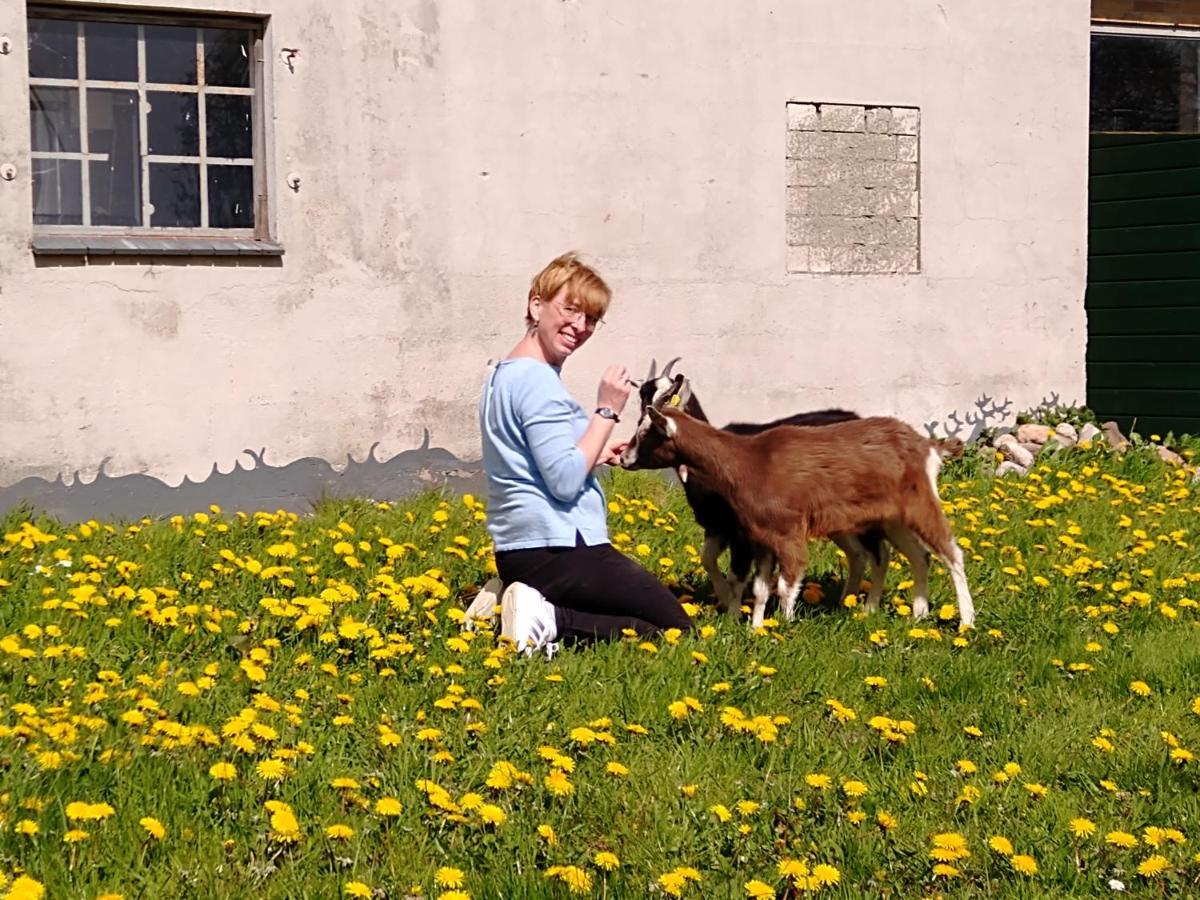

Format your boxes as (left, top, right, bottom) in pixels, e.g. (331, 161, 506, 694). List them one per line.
(374, 797, 402, 817)
(325, 824, 354, 840)
(1070, 818, 1096, 838)
(435, 868, 465, 888)
(1137, 854, 1170, 877)
(1011, 854, 1038, 875)
(139, 816, 166, 840)
(594, 851, 620, 870)
(989, 835, 1014, 855)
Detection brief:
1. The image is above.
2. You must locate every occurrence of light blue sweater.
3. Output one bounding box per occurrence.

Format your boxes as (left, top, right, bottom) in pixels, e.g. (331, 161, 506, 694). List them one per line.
(480, 358, 609, 551)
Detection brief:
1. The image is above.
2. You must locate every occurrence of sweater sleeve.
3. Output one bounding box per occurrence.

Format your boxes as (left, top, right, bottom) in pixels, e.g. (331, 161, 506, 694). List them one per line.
(518, 372, 590, 503)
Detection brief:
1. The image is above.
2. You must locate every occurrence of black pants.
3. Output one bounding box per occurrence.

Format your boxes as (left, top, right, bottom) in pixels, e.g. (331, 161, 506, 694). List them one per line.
(496, 534, 693, 644)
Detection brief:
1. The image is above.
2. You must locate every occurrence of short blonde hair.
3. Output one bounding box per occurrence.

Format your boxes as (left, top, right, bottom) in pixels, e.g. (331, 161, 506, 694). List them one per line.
(527, 252, 612, 327)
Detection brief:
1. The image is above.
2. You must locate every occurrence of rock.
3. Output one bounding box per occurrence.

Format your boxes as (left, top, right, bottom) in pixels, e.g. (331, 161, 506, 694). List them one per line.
(993, 433, 1017, 449)
(1020, 442, 1045, 458)
(1156, 446, 1184, 467)
(1051, 424, 1077, 449)
(998, 440, 1034, 468)
(1055, 422, 1079, 443)
(1078, 423, 1101, 445)
(996, 460, 1029, 478)
(1017, 423, 1054, 444)
(1101, 421, 1130, 451)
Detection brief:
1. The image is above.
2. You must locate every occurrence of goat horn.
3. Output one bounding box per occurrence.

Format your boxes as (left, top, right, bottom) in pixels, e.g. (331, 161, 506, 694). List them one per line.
(661, 356, 682, 378)
(646, 358, 658, 381)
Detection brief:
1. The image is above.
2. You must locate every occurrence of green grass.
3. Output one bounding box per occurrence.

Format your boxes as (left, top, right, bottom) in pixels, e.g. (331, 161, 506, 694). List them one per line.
(1, 442, 1199, 898)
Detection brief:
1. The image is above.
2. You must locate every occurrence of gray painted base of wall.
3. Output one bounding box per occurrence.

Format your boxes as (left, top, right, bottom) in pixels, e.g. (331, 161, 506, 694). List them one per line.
(0, 438, 485, 522)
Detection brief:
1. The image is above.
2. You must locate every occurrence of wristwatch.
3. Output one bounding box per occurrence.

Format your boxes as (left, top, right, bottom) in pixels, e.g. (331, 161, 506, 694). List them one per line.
(595, 407, 620, 423)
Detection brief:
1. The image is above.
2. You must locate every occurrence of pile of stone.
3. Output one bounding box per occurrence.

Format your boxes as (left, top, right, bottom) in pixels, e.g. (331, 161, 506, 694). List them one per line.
(991, 420, 1188, 478)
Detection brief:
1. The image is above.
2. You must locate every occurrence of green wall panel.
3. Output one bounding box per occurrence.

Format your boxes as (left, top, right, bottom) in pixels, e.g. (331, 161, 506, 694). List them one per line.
(1087, 134, 1200, 434)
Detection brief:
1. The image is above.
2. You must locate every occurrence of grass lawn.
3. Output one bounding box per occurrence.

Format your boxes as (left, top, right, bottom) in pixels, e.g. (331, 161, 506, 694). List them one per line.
(1, 439, 1199, 898)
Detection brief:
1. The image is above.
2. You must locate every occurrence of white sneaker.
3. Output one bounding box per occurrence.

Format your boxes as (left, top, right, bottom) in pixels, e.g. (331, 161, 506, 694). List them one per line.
(463, 577, 504, 630)
(500, 582, 558, 656)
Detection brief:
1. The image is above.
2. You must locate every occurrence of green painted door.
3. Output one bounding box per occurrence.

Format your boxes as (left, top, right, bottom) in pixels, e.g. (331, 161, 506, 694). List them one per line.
(1088, 134, 1200, 437)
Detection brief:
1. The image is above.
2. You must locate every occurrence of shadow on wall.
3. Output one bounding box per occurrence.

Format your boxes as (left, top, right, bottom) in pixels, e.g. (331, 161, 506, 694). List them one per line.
(0, 435, 485, 521)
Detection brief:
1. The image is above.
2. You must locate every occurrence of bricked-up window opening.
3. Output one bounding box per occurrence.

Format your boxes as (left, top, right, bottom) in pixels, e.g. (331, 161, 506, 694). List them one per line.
(785, 103, 919, 274)
(28, 8, 263, 234)
(1091, 34, 1200, 132)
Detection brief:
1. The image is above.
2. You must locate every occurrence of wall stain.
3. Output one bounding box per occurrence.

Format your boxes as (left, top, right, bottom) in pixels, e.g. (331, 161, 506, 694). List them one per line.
(0, 436, 484, 521)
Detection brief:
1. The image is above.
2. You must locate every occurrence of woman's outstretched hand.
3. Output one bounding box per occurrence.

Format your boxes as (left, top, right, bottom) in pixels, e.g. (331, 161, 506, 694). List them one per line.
(599, 439, 630, 466)
(597, 364, 632, 414)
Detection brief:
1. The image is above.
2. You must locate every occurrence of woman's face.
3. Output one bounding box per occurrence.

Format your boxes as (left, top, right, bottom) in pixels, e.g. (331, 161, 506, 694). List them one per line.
(532, 285, 598, 365)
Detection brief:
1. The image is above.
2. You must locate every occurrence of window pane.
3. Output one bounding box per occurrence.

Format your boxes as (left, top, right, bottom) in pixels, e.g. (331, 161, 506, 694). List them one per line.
(149, 163, 200, 227)
(30, 86, 80, 152)
(1091, 35, 1200, 132)
(85, 21, 138, 82)
(148, 91, 199, 155)
(145, 25, 197, 85)
(208, 165, 254, 228)
(28, 18, 78, 79)
(88, 89, 141, 226)
(206, 94, 252, 158)
(32, 158, 83, 225)
(205, 28, 250, 87)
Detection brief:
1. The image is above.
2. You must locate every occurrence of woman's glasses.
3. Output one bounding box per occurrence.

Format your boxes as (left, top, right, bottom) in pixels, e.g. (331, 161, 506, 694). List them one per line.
(553, 298, 604, 330)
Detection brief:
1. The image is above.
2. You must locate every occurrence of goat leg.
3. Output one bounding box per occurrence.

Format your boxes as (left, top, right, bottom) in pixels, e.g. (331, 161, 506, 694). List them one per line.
(701, 534, 737, 613)
(749, 551, 775, 629)
(774, 539, 809, 622)
(830, 533, 866, 606)
(864, 540, 891, 614)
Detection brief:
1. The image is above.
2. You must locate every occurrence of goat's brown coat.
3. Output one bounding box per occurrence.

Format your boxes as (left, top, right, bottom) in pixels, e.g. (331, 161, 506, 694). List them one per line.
(646, 410, 956, 573)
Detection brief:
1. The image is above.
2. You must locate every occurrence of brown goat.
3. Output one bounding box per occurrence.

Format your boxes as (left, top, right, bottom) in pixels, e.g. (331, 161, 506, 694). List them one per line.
(621, 406, 975, 629)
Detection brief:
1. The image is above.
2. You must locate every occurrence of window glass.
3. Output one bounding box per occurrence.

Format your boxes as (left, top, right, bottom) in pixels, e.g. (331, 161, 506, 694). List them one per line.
(207, 94, 253, 158)
(32, 159, 83, 225)
(88, 90, 141, 226)
(208, 166, 254, 228)
(149, 163, 201, 227)
(148, 91, 199, 156)
(205, 28, 251, 87)
(145, 25, 197, 85)
(30, 86, 80, 152)
(29, 13, 260, 232)
(28, 18, 78, 79)
(84, 21, 138, 82)
(1091, 34, 1200, 132)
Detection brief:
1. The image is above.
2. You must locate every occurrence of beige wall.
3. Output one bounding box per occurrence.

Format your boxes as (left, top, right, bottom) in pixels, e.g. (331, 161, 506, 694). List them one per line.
(0, 0, 1090, 492)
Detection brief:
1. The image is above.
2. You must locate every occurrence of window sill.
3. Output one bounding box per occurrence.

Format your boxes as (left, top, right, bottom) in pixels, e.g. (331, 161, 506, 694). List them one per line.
(32, 236, 284, 257)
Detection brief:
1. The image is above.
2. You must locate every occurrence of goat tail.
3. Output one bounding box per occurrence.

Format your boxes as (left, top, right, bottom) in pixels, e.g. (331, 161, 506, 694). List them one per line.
(934, 437, 965, 461)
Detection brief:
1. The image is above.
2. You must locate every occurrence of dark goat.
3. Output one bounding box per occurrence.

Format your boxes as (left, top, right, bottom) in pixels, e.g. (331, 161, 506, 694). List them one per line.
(621, 399, 975, 629)
(634, 359, 889, 618)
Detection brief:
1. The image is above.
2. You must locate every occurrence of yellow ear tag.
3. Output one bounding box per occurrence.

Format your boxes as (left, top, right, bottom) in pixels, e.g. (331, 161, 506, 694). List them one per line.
(670, 395, 681, 407)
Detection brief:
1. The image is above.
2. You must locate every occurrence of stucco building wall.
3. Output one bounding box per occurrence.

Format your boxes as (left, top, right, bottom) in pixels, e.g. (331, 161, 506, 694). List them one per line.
(0, 0, 1090, 511)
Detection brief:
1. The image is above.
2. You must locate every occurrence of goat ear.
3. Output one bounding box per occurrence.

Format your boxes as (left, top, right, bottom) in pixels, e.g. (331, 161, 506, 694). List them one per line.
(668, 374, 692, 409)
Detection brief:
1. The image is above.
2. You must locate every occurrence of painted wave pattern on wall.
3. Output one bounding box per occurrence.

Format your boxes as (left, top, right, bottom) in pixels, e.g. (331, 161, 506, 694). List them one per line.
(0, 435, 485, 521)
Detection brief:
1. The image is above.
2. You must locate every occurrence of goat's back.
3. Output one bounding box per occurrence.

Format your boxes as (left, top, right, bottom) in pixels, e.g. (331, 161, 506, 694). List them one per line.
(723, 408, 858, 436)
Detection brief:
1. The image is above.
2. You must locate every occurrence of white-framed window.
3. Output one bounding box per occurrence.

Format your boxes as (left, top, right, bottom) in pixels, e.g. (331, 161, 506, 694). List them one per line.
(27, 5, 271, 248)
